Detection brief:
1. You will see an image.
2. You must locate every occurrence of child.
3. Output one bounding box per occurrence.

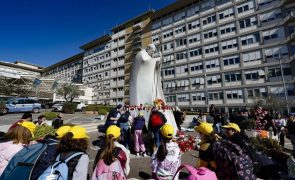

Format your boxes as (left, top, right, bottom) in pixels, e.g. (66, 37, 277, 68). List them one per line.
(194, 122, 219, 170)
(92, 125, 130, 179)
(0, 121, 36, 175)
(151, 124, 181, 180)
(57, 125, 89, 180)
(34, 115, 47, 126)
(133, 111, 146, 156)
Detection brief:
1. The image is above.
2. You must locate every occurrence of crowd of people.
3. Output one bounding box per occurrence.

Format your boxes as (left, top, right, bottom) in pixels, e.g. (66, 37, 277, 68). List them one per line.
(0, 104, 294, 179)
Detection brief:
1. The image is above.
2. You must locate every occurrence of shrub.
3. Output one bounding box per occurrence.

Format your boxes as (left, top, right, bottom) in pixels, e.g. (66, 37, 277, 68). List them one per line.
(42, 112, 58, 120)
(98, 108, 108, 115)
(34, 125, 56, 140)
(0, 102, 6, 114)
(63, 102, 77, 114)
(85, 105, 97, 111)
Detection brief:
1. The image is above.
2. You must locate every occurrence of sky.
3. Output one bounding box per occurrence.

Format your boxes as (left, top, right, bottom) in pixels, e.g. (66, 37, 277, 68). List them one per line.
(0, 0, 175, 67)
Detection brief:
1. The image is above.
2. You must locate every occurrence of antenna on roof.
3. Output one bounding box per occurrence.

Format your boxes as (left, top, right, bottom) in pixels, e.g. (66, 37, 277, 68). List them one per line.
(148, 1, 151, 11)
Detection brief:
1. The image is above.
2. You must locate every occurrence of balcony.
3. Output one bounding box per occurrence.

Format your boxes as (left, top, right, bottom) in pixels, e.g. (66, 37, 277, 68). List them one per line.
(285, 10, 295, 23)
(288, 30, 295, 42)
(133, 22, 142, 30)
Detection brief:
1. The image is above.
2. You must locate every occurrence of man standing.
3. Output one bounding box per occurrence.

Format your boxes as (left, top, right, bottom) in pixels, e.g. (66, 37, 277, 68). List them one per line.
(104, 104, 123, 129)
(148, 107, 167, 147)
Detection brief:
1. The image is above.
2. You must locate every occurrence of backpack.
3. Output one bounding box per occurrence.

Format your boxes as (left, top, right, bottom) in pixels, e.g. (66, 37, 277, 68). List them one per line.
(30, 138, 60, 180)
(38, 152, 84, 180)
(0, 143, 47, 180)
(172, 165, 217, 180)
(92, 159, 126, 180)
(212, 140, 256, 180)
(150, 113, 164, 129)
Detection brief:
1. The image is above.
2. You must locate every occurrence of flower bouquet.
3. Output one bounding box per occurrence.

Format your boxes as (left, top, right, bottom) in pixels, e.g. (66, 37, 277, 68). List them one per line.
(153, 98, 165, 109)
(176, 133, 197, 153)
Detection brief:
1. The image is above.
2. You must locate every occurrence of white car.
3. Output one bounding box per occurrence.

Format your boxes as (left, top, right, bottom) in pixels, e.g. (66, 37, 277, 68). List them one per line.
(52, 102, 86, 112)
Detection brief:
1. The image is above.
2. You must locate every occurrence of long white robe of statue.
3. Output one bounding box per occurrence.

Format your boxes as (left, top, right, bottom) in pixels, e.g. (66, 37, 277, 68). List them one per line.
(130, 48, 178, 134)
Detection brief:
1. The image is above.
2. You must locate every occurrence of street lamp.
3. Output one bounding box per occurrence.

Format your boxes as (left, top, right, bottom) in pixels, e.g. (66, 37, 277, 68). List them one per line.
(278, 55, 290, 114)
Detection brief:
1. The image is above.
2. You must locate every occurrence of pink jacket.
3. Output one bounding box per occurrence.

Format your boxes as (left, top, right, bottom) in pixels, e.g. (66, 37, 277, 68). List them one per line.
(0, 141, 24, 175)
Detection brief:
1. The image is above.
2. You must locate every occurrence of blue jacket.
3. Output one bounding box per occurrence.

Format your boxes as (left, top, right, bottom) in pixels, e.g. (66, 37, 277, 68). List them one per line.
(133, 116, 145, 130)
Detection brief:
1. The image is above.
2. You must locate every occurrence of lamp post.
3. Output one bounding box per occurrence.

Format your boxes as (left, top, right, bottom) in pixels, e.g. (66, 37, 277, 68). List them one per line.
(278, 55, 290, 114)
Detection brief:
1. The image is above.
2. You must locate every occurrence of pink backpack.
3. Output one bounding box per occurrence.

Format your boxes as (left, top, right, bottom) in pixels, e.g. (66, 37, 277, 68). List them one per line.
(173, 165, 217, 180)
(92, 159, 126, 180)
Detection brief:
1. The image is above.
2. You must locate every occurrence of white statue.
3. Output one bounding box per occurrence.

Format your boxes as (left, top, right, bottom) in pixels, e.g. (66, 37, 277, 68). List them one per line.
(130, 44, 178, 134)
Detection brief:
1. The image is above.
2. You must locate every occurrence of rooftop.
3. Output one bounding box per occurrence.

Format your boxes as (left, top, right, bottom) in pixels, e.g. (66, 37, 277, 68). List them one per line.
(42, 53, 84, 72)
(79, 34, 112, 50)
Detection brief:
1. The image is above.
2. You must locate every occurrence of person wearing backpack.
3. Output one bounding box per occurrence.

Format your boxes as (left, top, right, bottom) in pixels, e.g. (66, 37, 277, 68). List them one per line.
(7, 112, 33, 133)
(151, 124, 181, 180)
(148, 107, 167, 148)
(30, 125, 72, 180)
(0, 121, 36, 176)
(38, 125, 89, 180)
(133, 111, 147, 157)
(118, 110, 132, 150)
(92, 125, 130, 179)
(194, 122, 218, 170)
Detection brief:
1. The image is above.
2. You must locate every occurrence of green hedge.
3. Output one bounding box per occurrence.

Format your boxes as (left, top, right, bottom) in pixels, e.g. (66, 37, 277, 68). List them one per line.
(34, 125, 56, 140)
(63, 102, 77, 114)
(42, 112, 58, 120)
(85, 105, 114, 114)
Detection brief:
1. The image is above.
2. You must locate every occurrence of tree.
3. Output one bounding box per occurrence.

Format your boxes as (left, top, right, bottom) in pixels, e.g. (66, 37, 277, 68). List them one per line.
(57, 84, 83, 102)
(254, 94, 287, 114)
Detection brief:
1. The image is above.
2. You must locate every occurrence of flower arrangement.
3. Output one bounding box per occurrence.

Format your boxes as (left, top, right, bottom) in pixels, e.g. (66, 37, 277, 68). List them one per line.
(176, 132, 197, 153)
(153, 98, 165, 109)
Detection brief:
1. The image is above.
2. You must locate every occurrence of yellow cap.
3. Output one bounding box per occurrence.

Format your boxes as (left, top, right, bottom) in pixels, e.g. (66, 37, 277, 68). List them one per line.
(56, 126, 71, 138)
(106, 125, 121, 139)
(194, 122, 213, 136)
(68, 126, 89, 139)
(160, 124, 174, 139)
(18, 121, 36, 137)
(222, 123, 241, 132)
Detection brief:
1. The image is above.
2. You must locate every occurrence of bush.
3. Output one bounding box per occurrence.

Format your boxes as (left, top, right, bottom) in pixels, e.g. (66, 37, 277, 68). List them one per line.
(85, 105, 97, 111)
(63, 102, 77, 114)
(34, 125, 56, 140)
(98, 108, 108, 115)
(42, 112, 58, 120)
(0, 102, 6, 114)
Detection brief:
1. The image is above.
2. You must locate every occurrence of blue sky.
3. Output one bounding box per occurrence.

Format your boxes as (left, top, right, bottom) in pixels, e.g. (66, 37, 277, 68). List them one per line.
(0, 0, 175, 67)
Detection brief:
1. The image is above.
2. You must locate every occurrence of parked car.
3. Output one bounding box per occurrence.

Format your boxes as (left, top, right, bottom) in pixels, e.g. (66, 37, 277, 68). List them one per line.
(52, 102, 86, 112)
(42, 101, 64, 109)
(4, 98, 41, 114)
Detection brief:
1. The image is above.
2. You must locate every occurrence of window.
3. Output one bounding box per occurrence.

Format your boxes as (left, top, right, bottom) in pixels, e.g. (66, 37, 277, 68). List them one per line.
(226, 90, 243, 99)
(188, 34, 201, 44)
(187, 4, 199, 17)
(205, 59, 220, 69)
(163, 30, 173, 39)
(175, 37, 187, 47)
(237, 1, 254, 14)
(162, 17, 173, 26)
(176, 79, 189, 89)
(204, 44, 219, 54)
(258, 0, 276, 6)
(219, 8, 234, 19)
(245, 70, 265, 80)
(220, 23, 236, 35)
(203, 29, 218, 39)
(191, 77, 205, 86)
(241, 33, 260, 46)
(187, 20, 200, 30)
(263, 28, 280, 40)
(164, 68, 175, 76)
(163, 42, 174, 51)
(152, 34, 160, 42)
(265, 46, 289, 59)
(247, 88, 267, 98)
(166, 95, 176, 102)
(189, 48, 203, 57)
(225, 72, 241, 82)
(192, 93, 206, 101)
(174, 25, 186, 35)
(176, 65, 189, 74)
(221, 39, 238, 50)
(163, 54, 174, 63)
(164, 81, 176, 90)
(202, 14, 216, 25)
(190, 62, 204, 72)
(223, 55, 240, 66)
(208, 91, 224, 100)
(270, 85, 294, 96)
(239, 16, 257, 29)
(174, 11, 186, 21)
(268, 67, 292, 77)
(176, 51, 187, 61)
(243, 51, 262, 62)
(260, 9, 282, 23)
(207, 75, 222, 85)
(201, 0, 215, 11)
(178, 94, 190, 102)
(216, 0, 231, 5)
